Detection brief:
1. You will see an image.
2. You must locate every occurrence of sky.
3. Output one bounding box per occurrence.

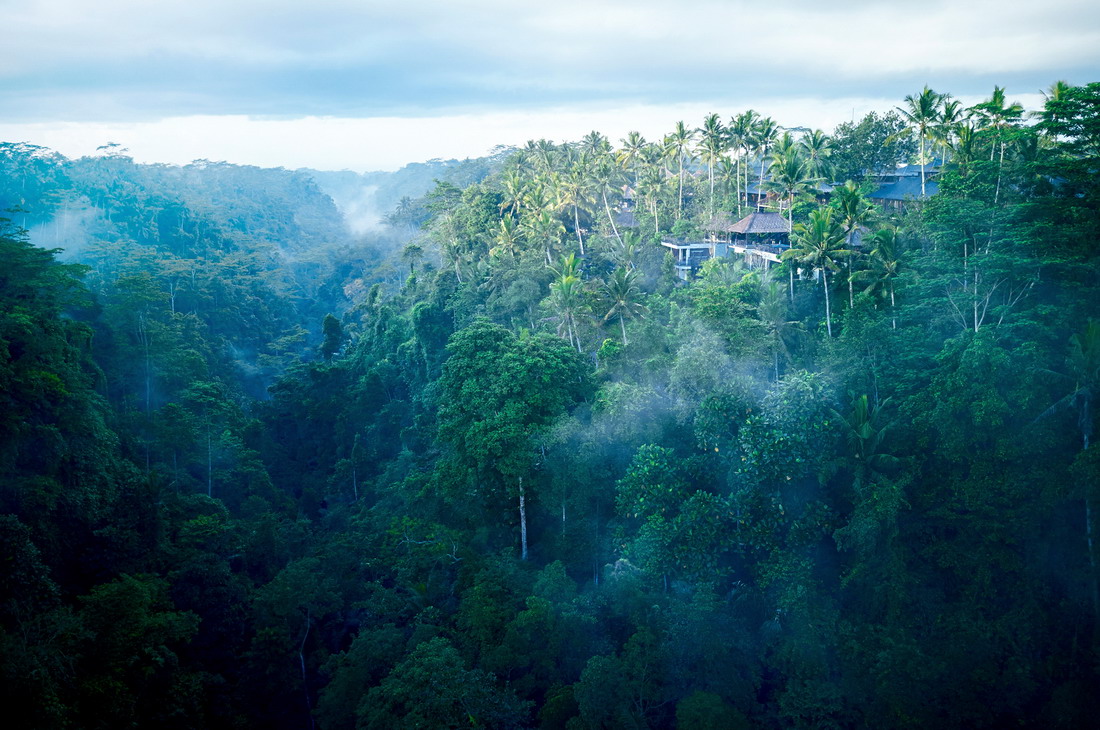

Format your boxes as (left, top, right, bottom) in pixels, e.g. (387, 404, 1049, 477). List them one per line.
(1, 0, 1097, 171)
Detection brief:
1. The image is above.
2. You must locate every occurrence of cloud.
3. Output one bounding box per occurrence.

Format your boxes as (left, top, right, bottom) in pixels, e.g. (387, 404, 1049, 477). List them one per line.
(4, 0, 1096, 124)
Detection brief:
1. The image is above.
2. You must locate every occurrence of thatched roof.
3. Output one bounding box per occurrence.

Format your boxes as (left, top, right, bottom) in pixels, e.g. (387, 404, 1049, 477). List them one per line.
(730, 211, 791, 235)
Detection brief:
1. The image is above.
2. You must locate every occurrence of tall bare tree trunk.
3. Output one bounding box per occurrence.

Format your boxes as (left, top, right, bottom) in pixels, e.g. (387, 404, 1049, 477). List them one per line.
(299, 609, 315, 730)
(519, 477, 528, 561)
(603, 192, 622, 244)
(574, 205, 585, 256)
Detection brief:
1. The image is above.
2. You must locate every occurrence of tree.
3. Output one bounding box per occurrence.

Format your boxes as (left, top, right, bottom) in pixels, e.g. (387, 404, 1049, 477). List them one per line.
(752, 116, 780, 199)
(697, 113, 728, 215)
(600, 267, 647, 346)
(617, 131, 647, 193)
(831, 181, 877, 307)
(1040, 320, 1100, 618)
(548, 269, 586, 352)
(859, 226, 902, 329)
(320, 313, 343, 362)
(896, 86, 945, 197)
(763, 143, 817, 230)
(436, 321, 589, 560)
(400, 242, 424, 274)
(970, 86, 1025, 204)
(590, 156, 625, 245)
(757, 277, 798, 380)
(664, 121, 696, 218)
(358, 637, 530, 729)
(782, 208, 851, 337)
(729, 110, 759, 213)
(800, 129, 833, 183)
(829, 111, 914, 183)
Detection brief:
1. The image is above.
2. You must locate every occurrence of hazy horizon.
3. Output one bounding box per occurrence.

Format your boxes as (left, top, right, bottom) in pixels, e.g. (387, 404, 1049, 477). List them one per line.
(2, 0, 1096, 172)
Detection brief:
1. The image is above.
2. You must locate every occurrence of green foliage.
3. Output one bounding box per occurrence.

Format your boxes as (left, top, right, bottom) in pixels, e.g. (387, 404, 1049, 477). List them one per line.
(357, 637, 531, 729)
(3, 84, 1100, 728)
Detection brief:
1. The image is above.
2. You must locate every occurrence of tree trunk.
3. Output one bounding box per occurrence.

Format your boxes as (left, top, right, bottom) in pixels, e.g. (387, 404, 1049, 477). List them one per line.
(823, 268, 833, 337)
(620, 313, 628, 347)
(846, 232, 855, 308)
(206, 423, 213, 498)
(602, 192, 623, 244)
(677, 157, 684, 218)
(919, 134, 926, 197)
(519, 477, 528, 561)
(574, 205, 585, 256)
(299, 609, 315, 730)
(890, 284, 897, 330)
(709, 163, 715, 216)
(994, 139, 1005, 205)
(1087, 491, 1099, 621)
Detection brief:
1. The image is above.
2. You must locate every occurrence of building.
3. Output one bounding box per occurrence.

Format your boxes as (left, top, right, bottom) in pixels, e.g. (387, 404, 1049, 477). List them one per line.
(662, 211, 791, 280)
(869, 160, 942, 207)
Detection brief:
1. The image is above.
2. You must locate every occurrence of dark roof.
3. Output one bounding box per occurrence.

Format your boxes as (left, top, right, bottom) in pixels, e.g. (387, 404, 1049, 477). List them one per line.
(614, 210, 638, 228)
(730, 211, 791, 235)
(870, 176, 938, 201)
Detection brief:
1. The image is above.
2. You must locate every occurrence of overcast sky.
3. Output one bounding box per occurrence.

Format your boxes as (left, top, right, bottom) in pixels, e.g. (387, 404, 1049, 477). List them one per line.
(1, 0, 1096, 171)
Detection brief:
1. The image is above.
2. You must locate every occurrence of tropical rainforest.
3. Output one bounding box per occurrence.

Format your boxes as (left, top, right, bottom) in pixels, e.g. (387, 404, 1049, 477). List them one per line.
(1, 83, 1098, 729)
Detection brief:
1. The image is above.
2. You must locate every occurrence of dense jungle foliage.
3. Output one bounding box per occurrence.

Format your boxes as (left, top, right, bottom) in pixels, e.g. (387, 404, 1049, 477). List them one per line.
(2, 83, 1099, 729)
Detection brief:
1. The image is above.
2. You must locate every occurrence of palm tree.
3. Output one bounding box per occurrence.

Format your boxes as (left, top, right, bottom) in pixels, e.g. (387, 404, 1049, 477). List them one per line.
(971, 86, 1024, 204)
(860, 226, 902, 329)
(618, 131, 647, 193)
(551, 165, 593, 256)
(548, 272, 585, 352)
(527, 138, 559, 174)
(697, 113, 728, 215)
(934, 99, 966, 166)
(897, 86, 945, 197)
(491, 216, 520, 261)
(581, 130, 611, 157)
(522, 208, 565, 265)
(782, 207, 851, 337)
(832, 181, 877, 307)
(729, 110, 759, 213)
(752, 116, 780, 202)
(716, 158, 738, 209)
(832, 393, 899, 492)
(762, 146, 817, 231)
(600, 267, 647, 346)
(591, 157, 625, 245)
(800, 130, 833, 183)
(613, 230, 640, 271)
(757, 277, 798, 381)
(635, 150, 666, 238)
(1036, 80, 1072, 140)
(500, 169, 528, 216)
(550, 252, 582, 281)
(664, 121, 695, 218)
